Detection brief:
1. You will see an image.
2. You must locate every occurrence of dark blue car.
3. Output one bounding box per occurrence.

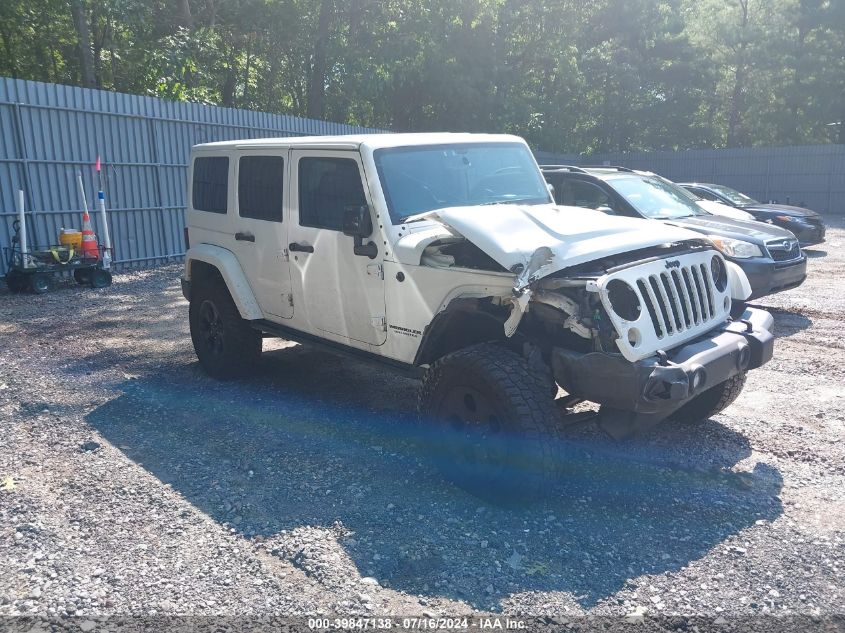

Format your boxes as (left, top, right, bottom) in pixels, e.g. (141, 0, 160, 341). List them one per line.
(679, 182, 826, 246)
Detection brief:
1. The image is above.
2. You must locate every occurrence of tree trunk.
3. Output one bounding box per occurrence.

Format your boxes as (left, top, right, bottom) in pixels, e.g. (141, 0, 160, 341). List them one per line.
(221, 45, 238, 107)
(306, 0, 333, 119)
(178, 0, 193, 29)
(70, 0, 96, 88)
(726, 0, 749, 147)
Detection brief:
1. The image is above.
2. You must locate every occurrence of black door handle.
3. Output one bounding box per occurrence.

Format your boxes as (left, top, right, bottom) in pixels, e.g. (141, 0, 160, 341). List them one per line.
(289, 242, 314, 253)
(235, 231, 255, 242)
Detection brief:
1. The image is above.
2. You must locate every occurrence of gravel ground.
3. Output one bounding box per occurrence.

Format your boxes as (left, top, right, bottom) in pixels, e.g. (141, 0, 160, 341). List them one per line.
(1, 219, 843, 630)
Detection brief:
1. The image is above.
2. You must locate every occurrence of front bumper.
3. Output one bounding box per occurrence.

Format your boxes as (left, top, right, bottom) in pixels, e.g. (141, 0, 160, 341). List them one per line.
(551, 307, 774, 435)
(735, 256, 807, 300)
(777, 220, 825, 246)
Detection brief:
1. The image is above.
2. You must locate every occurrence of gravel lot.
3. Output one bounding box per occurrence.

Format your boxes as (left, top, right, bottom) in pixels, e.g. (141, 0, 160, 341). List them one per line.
(1, 219, 843, 629)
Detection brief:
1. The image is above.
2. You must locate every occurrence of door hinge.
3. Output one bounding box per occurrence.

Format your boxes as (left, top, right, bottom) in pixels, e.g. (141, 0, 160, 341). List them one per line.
(371, 316, 387, 331)
(367, 263, 384, 280)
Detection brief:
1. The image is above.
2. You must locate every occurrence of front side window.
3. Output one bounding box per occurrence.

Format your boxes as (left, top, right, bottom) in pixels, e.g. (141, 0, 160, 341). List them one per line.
(238, 156, 284, 222)
(298, 157, 367, 230)
(374, 142, 552, 223)
(192, 156, 229, 213)
(609, 176, 706, 220)
(569, 180, 613, 211)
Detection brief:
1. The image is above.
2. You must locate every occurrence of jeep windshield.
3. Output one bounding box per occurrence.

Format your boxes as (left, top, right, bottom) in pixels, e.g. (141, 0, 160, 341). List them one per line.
(374, 142, 552, 223)
(608, 175, 708, 220)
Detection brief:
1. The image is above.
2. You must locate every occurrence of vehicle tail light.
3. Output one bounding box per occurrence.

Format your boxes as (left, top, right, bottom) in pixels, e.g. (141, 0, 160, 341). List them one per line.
(184, 227, 190, 250)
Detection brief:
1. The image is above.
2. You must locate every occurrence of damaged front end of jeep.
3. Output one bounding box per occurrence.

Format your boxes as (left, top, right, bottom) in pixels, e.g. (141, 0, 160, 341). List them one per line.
(506, 242, 773, 436)
(410, 206, 775, 437)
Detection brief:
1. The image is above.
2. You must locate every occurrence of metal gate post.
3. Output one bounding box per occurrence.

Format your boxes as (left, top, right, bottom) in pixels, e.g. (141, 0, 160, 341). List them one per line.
(12, 102, 38, 246)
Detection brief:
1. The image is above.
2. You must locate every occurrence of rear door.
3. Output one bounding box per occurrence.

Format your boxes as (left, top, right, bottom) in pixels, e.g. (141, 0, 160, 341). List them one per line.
(287, 150, 386, 346)
(231, 151, 294, 319)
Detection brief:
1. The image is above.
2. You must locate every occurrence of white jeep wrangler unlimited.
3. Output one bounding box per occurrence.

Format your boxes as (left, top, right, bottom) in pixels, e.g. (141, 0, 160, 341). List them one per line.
(182, 133, 774, 499)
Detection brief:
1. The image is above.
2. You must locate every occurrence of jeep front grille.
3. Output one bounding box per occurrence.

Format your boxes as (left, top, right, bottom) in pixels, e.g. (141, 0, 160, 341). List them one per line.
(635, 263, 716, 339)
(597, 250, 731, 362)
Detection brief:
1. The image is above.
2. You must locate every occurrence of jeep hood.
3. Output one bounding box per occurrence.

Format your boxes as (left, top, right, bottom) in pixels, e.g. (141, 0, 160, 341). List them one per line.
(407, 203, 702, 281)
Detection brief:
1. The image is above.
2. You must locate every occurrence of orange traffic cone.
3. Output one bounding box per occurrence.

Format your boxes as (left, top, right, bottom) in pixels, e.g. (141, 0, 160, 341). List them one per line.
(81, 209, 99, 260)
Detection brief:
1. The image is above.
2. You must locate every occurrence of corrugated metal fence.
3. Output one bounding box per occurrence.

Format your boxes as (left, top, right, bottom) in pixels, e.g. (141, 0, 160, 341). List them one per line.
(0, 77, 383, 275)
(537, 145, 845, 216)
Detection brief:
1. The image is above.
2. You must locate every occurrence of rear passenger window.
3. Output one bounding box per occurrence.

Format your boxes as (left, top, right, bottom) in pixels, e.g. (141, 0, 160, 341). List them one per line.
(192, 157, 229, 213)
(238, 156, 284, 222)
(299, 157, 366, 230)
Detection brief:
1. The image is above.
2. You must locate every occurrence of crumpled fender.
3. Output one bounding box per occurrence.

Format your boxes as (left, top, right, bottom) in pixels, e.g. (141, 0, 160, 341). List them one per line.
(726, 260, 752, 301)
(185, 243, 262, 320)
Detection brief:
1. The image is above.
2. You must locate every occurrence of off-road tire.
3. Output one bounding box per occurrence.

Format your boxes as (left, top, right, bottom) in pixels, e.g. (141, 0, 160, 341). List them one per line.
(189, 278, 262, 379)
(418, 343, 560, 502)
(671, 372, 747, 423)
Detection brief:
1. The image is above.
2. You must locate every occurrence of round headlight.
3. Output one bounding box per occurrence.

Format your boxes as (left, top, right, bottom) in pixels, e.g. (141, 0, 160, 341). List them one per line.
(710, 255, 727, 292)
(606, 279, 641, 321)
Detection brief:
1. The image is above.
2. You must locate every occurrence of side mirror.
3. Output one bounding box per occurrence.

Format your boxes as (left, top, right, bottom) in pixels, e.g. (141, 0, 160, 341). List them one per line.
(343, 205, 372, 238)
(595, 205, 615, 215)
(342, 205, 378, 259)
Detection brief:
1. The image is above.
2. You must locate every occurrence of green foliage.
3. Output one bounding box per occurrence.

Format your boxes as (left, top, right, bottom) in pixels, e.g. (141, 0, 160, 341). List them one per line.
(0, 0, 842, 151)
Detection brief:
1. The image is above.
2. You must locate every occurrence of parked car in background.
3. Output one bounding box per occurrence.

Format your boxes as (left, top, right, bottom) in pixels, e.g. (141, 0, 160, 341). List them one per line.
(541, 166, 807, 301)
(679, 182, 826, 246)
(656, 177, 756, 222)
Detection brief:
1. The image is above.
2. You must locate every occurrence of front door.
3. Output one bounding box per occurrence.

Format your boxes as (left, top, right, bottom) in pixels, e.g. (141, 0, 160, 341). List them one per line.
(287, 150, 386, 346)
(231, 152, 294, 319)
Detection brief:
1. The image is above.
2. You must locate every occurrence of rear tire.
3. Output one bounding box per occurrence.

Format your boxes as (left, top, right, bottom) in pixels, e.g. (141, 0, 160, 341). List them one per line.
(671, 372, 747, 422)
(5, 270, 27, 293)
(418, 343, 560, 502)
(189, 279, 262, 379)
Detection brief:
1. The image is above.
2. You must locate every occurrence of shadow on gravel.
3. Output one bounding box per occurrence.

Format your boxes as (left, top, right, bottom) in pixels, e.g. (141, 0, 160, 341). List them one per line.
(748, 305, 813, 338)
(803, 248, 827, 258)
(87, 347, 783, 610)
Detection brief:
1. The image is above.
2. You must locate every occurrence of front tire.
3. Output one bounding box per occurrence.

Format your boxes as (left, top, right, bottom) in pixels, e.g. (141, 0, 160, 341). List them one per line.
(671, 372, 747, 423)
(418, 343, 560, 502)
(189, 279, 262, 379)
(74, 268, 92, 285)
(89, 269, 112, 288)
(30, 273, 51, 294)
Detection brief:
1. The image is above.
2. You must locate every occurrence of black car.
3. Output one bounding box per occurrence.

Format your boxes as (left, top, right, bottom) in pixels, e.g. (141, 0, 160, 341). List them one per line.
(679, 182, 826, 246)
(541, 166, 807, 301)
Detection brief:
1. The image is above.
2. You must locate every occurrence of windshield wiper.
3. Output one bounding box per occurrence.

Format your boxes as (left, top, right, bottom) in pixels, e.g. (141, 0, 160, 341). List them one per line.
(480, 197, 539, 206)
